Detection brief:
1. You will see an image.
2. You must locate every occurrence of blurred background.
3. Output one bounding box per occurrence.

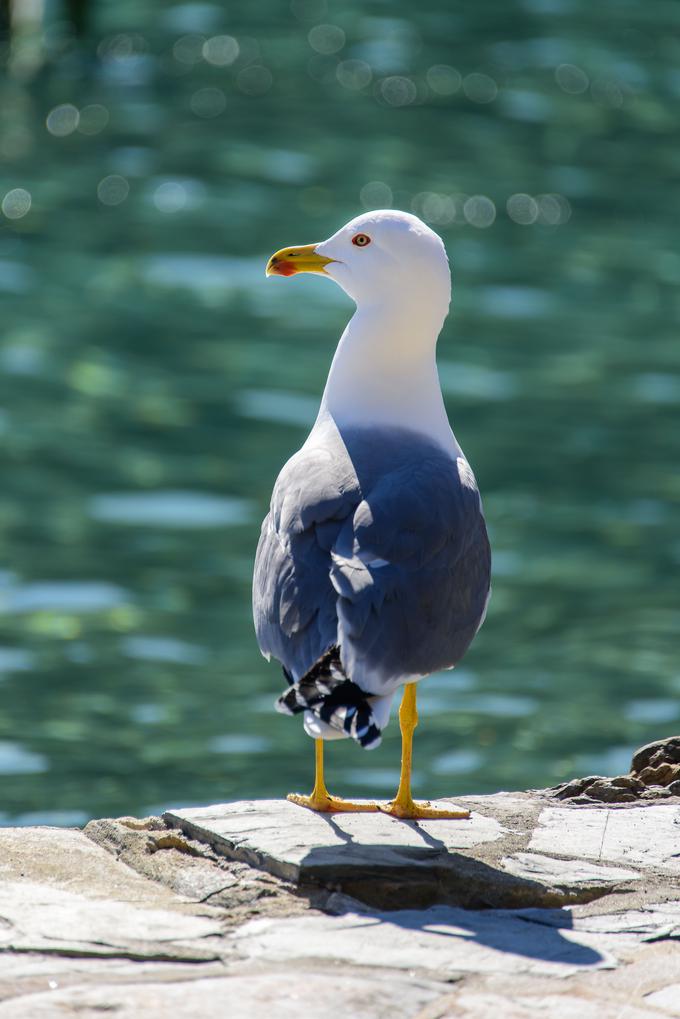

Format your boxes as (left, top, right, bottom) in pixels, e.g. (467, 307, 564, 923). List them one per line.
(0, 0, 678, 826)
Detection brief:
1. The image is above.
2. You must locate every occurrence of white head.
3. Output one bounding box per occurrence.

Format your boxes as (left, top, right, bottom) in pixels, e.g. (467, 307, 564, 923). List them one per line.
(266, 210, 457, 449)
(266, 210, 451, 321)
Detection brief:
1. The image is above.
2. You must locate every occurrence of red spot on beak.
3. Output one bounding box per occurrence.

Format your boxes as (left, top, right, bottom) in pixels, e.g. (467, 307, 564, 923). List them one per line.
(272, 260, 297, 277)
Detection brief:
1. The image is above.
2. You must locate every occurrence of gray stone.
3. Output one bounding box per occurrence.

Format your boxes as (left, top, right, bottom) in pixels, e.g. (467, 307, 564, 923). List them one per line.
(511, 901, 680, 956)
(550, 737, 680, 804)
(551, 775, 615, 801)
(528, 804, 680, 874)
(166, 798, 552, 910)
(0, 955, 227, 1004)
(0, 824, 175, 901)
(570, 902, 680, 940)
(632, 736, 680, 775)
(418, 988, 664, 1018)
(165, 799, 504, 879)
(0, 878, 224, 961)
(644, 983, 680, 1014)
(501, 852, 640, 889)
(0, 827, 225, 962)
(231, 903, 617, 978)
(417, 942, 680, 1018)
(638, 764, 680, 787)
(165, 796, 677, 911)
(550, 772, 680, 805)
(0, 969, 440, 1019)
(84, 816, 296, 915)
(233, 897, 680, 985)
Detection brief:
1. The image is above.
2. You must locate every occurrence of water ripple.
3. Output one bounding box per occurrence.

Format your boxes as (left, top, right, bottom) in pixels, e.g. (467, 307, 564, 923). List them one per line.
(0, 582, 130, 614)
(89, 491, 253, 528)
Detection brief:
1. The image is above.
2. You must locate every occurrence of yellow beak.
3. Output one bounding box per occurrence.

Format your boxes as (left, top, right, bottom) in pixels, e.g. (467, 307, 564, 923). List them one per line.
(265, 242, 335, 278)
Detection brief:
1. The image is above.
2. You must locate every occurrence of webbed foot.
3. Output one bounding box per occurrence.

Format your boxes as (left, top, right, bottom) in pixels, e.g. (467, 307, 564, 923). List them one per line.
(287, 791, 380, 813)
(378, 798, 470, 820)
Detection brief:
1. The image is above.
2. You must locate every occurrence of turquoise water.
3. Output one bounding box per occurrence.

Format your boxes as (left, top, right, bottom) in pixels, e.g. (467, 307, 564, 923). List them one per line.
(0, 1, 678, 824)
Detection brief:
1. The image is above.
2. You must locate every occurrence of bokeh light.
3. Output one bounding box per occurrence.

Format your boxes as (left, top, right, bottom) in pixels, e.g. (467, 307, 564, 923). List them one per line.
(307, 24, 345, 55)
(555, 63, 589, 94)
(202, 34, 239, 66)
(336, 59, 372, 90)
(96, 175, 129, 206)
(153, 181, 187, 213)
(77, 104, 109, 135)
(379, 75, 417, 107)
(536, 193, 571, 225)
(591, 77, 625, 107)
(360, 181, 393, 209)
(412, 192, 457, 226)
(173, 34, 205, 65)
(1, 188, 31, 219)
(506, 194, 539, 225)
(463, 195, 496, 228)
(426, 65, 462, 95)
(462, 73, 498, 103)
(46, 103, 79, 136)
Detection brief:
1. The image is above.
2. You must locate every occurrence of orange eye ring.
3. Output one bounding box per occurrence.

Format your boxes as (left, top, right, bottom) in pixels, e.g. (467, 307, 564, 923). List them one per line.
(351, 233, 371, 247)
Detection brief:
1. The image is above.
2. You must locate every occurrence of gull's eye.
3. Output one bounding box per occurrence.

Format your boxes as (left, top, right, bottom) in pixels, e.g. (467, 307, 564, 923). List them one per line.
(351, 233, 371, 247)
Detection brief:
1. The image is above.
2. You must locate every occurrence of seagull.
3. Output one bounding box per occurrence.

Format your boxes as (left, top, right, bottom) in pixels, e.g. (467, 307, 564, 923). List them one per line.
(253, 209, 491, 819)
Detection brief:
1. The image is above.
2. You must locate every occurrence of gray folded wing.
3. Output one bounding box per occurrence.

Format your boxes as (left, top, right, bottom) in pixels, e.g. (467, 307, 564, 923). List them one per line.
(253, 442, 362, 682)
(330, 450, 490, 693)
(253, 427, 491, 694)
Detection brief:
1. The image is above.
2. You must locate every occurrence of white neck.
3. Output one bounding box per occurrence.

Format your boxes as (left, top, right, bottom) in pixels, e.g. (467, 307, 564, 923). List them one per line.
(314, 299, 458, 456)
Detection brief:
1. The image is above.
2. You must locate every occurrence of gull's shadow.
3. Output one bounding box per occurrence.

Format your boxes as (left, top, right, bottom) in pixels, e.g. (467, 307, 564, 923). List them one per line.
(404, 818, 447, 851)
(320, 813, 356, 845)
(314, 813, 445, 851)
(297, 817, 604, 969)
(324, 900, 604, 970)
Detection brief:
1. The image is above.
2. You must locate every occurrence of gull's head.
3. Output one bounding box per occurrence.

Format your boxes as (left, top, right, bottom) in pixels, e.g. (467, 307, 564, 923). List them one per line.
(266, 210, 451, 317)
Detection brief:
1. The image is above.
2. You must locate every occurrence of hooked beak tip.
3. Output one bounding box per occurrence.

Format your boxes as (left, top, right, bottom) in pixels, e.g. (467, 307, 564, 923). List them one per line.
(265, 243, 334, 278)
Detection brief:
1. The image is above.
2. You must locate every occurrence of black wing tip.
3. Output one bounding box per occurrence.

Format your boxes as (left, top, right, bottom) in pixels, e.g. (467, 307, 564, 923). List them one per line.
(277, 646, 383, 749)
(357, 724, 382, 749)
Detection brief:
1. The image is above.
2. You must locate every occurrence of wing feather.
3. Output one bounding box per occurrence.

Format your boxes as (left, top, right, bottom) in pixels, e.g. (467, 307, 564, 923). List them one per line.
(253, 430, 490, 694)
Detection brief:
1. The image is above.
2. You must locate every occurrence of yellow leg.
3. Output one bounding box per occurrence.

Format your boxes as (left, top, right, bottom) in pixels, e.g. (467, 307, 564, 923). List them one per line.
(287, 739, 379, 813)
(380, 683, 471, 820)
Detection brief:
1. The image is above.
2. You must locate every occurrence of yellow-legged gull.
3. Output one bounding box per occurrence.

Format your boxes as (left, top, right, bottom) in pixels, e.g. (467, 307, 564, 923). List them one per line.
(253, 210, 491, 819)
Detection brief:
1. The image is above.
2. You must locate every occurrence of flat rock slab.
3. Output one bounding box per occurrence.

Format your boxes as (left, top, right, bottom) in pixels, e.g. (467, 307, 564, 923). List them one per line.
(232, 904, 610, 979)
(165, 797, 653, 910)
(419, 988, 666, 1019)
(0, 827, 224, 963)
(166, 798, 503, 875)
(645, 984, 680, 1014)
(166, 798, 550, 909)
(416, 940, 680, 1017)
(0, 955, 226, 1005)
(501, 852, 640, 887)
(232, 900, 680, 981)
(529, 804, 680, 874)
(0, 969, 440, 1019)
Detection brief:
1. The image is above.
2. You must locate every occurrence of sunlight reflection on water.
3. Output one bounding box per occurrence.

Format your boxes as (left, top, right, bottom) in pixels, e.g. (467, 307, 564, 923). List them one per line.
(0, 582, 130, 614)
(89, 491, 253, 527)
(0, 741, 48, 775)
